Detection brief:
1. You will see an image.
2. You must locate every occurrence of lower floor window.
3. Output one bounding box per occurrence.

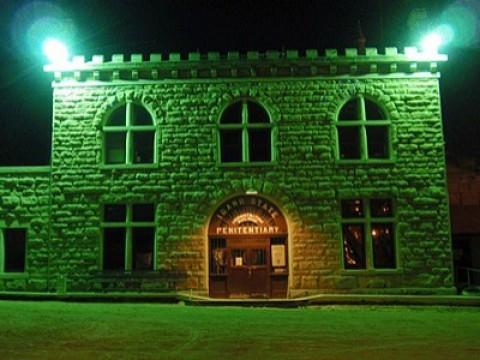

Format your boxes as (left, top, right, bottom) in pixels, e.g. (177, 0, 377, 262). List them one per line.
(341, 198, 396, 270)
(102, 204, 155, 272)
(2, 228, 27, 273)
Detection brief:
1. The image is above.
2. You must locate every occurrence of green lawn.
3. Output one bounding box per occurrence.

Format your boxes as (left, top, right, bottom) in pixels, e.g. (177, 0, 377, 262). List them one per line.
(0, 301, 479, 359)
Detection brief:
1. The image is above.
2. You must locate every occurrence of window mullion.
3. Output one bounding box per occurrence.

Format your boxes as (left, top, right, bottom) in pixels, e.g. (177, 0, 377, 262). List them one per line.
(242, 102, 249, 162)
(358, 97, 368, 160)
(126, 103, 133, 164)
(125, 205, 132, 272)
(360, 126, 368, 160)
(365, 200, 374, 269)
(271, 126, 275, 161)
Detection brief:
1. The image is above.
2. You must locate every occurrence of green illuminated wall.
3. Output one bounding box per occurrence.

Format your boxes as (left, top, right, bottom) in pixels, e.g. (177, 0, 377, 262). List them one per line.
(0, 48, 454, 295)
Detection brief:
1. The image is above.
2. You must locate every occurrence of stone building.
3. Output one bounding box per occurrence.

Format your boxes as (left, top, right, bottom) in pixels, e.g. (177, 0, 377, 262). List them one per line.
(0, 47, 453, 298)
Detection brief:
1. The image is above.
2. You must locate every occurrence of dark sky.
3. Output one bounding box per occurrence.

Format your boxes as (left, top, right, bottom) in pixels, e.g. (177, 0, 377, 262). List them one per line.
(0, 0, 479, 165)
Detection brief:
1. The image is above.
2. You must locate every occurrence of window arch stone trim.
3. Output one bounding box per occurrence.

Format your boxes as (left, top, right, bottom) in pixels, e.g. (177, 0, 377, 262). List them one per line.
(331, 85, 397, 163)
(216, 96, 277, 165)
(95, 91, 159, 167)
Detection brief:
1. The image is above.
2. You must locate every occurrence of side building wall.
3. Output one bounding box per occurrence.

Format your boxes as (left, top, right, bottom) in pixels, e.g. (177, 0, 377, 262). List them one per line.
(40, 76, 453, 294)
(0, 168, 51, 292)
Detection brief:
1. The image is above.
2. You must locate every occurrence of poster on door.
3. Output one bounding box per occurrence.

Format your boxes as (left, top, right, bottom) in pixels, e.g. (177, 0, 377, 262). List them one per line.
(271, 244, 286, 267)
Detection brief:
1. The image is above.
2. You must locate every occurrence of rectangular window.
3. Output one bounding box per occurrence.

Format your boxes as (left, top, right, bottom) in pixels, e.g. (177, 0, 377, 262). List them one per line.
(132, 131, 154, 164)
(210, 238, 226, 275)
(372, 223, 396, 269)
(220, 130, 242, 162)
(342, 224, 366, 269)
(366, 126, 389, 159)
(338, 127, 361, 159)
(249, 129, 271, 162)
(103, 228, 126, 271)
(3, 229, 27, 273)
(341, 198, 396, 270)
(105, 132, 127, 164)
(102, 204, 155, 272)
(132, 227, 154, 270)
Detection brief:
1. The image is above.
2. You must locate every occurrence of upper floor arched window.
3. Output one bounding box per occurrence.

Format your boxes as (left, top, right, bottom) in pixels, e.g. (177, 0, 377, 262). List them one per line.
(219, 100, 273, 163)
(103, 102, 156, 165)
(336, 96, 390, 160)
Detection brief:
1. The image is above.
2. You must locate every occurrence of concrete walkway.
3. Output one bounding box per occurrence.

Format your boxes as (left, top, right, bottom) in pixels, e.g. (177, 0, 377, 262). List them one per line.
(0, 291, 479, 307)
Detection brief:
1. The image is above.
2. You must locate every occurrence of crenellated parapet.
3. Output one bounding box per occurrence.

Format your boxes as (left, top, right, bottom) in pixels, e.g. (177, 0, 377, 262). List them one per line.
(44, 47, 447, 83)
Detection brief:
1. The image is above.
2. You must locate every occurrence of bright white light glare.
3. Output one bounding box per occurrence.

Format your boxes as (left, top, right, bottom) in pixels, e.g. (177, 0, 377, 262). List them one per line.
(42, 38, 69, 63)
(421, 32, 442, 54)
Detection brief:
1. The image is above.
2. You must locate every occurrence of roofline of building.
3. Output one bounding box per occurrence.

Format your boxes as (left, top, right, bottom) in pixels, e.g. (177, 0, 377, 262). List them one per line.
(43, 47, 447, 82)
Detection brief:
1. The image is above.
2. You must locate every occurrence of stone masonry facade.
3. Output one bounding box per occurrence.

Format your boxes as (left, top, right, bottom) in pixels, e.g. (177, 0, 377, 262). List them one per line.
(0, 48, 454, 296)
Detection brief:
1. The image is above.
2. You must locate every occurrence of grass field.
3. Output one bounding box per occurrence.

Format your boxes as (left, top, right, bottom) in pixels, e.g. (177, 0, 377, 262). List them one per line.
(0, 301, 479, 359)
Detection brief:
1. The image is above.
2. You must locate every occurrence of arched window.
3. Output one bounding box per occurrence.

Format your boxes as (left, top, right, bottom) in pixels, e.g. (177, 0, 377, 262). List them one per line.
(219, 100, 273, 163)
(337, 96, 390, 160)
(103, 102, 155, 165)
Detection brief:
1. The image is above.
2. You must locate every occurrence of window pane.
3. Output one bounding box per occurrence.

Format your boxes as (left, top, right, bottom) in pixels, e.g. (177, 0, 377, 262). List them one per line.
(249, 129, 271, 162)
(342, 224, 366, 269)
(132, 227, 154, 271)
(210, 238, 226, 274)
(107, 106, 126, 126)
(105, 132, 126, 164)
(365, 99, 385, 120)
(251, 249, 266, 266)
(370, 199, 393, 217)
(132, 131, 154, 163)
(220, 130, 242, 162)
(131, 104, 152, 125)
(338, 127, 360, 159)
(103, 228, 125, 271)
(338, 98, 359, 120)
(231, 249, 247, 267)
(132, 204, 155, 222)
(366, 126, 388, 159)
(4, 229, 26, 272)
(341, 199, 364, 218)
(248, 101, 269, 123)
(372, 223, 396, 268)
(220, 102, 243, 124)
(104, 204, 126, 222)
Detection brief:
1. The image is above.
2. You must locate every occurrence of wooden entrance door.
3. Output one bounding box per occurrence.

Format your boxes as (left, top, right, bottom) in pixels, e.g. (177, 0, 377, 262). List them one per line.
(228, 244, 269, 298)
(208, 195, 289, 298)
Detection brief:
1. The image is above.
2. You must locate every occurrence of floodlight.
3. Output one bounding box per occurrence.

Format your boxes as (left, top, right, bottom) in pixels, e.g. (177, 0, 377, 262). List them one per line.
(42, 38, 69, 64)
(421, 32, 442, 54)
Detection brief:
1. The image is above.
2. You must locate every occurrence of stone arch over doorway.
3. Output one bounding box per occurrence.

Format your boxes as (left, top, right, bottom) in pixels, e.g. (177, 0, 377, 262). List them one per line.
(208, 195, 289, 298)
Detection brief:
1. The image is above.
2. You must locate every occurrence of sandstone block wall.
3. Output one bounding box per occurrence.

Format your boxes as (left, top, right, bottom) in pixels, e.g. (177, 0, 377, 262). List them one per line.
(0, 168, 51, 291)
(0, 45, 455, 295)
(36, 76, 452, 294)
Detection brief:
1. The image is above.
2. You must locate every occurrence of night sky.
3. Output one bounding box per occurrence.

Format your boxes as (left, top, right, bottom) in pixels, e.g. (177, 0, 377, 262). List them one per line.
(0, 0, 479, 165)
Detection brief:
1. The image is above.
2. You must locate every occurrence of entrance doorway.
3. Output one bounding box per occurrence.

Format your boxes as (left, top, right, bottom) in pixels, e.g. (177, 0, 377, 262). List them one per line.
(208, 195, 288, 298)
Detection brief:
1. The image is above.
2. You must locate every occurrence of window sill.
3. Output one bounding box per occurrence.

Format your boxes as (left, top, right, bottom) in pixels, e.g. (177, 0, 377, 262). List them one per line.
(340, 268, 403, 275)
(336, 159, 396, 166)
(0, 272, 28, 279)
(99, 163, 158, 170)
(219, 161, 277, 168)
(97, 271, 161, 277)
